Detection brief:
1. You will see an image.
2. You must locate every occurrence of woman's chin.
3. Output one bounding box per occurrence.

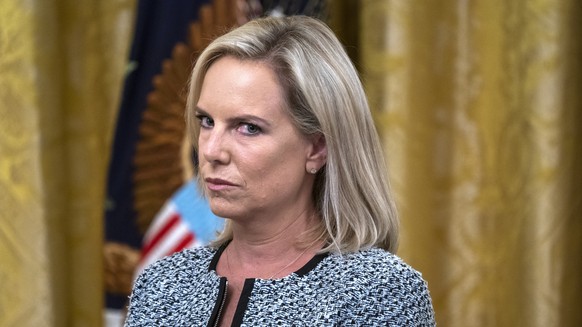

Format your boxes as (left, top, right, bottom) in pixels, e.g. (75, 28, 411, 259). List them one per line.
(208, 202, 243, 220)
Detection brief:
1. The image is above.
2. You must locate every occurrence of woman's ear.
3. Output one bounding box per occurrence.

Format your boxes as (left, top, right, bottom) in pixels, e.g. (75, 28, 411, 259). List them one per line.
(306, 133, 327, 173)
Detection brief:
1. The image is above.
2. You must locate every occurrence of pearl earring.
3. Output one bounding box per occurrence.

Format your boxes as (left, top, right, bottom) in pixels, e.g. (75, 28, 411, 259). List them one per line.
(310, 168, 317, 174)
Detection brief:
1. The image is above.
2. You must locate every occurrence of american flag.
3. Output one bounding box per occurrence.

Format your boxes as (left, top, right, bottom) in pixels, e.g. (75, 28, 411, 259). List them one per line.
(135, 179, 224, 276)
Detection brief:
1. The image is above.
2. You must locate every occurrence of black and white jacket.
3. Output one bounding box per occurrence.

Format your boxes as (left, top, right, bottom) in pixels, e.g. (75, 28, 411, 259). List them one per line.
(124, 245, 436, 326)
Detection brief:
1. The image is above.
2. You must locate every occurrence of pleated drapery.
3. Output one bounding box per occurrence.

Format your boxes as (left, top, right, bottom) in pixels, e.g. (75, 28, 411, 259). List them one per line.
(359, 1, 582, 326)
(0, 1, 135, 325)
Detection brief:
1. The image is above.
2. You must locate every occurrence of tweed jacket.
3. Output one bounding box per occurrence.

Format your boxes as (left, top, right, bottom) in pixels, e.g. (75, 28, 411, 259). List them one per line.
(124, 245, 435, 326)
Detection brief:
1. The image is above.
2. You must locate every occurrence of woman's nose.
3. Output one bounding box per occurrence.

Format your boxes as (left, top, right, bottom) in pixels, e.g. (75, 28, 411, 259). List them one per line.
(200, 129, 230, 165)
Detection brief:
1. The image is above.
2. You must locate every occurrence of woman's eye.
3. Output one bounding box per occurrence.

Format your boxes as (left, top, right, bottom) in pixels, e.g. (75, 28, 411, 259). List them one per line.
(239, 123, 261, 135)
(196, 115, 214, 128)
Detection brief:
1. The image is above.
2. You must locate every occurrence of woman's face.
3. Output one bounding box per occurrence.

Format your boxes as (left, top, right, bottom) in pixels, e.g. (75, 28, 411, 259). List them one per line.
(196, 56, 318, 222)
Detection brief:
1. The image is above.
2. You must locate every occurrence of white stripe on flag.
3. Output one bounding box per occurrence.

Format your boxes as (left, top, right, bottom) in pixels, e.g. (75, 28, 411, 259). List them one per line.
(142, 201, 178, 244)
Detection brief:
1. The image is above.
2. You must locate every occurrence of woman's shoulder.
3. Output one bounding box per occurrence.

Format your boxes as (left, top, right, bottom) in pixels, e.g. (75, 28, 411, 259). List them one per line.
(321, 248, 435, 324)
(330, 247, 421, 275)
(126, 246, 222, 325)
(137, 246, 217, 279)
(323, 247, 430, 297)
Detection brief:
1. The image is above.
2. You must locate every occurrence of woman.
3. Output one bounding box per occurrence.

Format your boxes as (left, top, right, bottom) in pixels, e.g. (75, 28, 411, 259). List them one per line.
(125, 16, 435, 326)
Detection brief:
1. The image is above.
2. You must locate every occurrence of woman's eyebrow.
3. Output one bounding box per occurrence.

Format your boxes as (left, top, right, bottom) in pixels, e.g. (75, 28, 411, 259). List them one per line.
(194, 106, 209, 115)
(230, 114, 272, 127)
(195, 106, 272, 127)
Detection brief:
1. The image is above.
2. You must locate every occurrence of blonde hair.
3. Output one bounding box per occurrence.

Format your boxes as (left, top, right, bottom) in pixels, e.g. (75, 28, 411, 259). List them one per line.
(186, 16, 399, 253)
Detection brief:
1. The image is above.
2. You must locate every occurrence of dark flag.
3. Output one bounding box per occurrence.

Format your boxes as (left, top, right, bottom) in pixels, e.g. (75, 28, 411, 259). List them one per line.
(104, 0, 210, 312)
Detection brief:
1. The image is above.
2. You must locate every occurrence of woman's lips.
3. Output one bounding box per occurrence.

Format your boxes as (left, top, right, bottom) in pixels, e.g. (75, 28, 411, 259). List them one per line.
(205, 178, 237, 191)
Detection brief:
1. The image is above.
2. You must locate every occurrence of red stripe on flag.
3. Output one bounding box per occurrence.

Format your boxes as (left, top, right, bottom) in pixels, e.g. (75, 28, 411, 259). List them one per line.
(141, 213, 180, 257)
(166, 232, 196, 256)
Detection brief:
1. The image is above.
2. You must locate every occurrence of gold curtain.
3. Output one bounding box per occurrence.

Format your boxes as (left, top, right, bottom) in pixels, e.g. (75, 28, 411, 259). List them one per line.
(357, 0, 582, 326)
(0, 0, 135, 326)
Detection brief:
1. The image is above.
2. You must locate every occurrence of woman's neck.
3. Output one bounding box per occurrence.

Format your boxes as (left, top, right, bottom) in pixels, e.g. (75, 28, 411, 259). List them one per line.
(222, 210, 322, 279)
